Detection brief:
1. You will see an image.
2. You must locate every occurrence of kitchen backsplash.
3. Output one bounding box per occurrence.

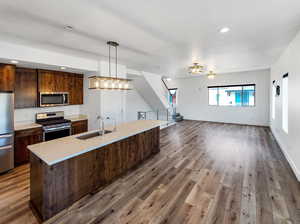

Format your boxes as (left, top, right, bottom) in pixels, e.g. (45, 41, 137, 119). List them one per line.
(14, 105, 83, 123)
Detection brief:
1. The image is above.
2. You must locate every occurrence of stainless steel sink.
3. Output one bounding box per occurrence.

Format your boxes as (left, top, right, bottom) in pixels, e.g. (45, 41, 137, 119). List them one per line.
(76, 130, 113, 140)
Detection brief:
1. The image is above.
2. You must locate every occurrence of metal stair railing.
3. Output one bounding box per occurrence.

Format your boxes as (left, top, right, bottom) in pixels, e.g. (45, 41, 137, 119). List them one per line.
(137, 107, 176, 125)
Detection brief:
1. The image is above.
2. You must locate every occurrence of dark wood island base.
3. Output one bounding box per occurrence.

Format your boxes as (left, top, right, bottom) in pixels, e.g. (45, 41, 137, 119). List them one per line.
(30, 127, 160, 221)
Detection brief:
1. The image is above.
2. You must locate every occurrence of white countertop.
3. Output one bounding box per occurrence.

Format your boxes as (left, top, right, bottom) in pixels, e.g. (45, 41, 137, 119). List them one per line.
(28, 120, 165, 166)
(65, 114, 88, 122)
(14, 122, 42, 131)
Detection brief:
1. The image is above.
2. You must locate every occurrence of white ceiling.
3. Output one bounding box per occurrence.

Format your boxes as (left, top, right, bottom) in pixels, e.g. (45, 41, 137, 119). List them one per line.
(0, 0, 299, 77)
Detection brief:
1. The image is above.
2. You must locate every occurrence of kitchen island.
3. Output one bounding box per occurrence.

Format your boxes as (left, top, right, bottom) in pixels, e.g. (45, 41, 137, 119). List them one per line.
(28, 120, 164, 221)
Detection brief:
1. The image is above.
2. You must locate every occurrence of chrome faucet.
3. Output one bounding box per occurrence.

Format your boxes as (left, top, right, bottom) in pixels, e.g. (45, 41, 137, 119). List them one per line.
(97, 116, 105, 135)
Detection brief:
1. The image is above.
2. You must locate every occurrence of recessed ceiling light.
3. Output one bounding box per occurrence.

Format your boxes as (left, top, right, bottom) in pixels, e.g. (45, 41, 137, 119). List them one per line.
(64, 25, 73, 31)
(220, 27, 230, 33)
(10, 60, 19, 64)
(166, 78, 172, 81)
(60, 66, 66, 70)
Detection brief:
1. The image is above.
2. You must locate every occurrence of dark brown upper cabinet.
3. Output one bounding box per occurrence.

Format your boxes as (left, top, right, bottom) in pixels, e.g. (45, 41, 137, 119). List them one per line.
(0, 64, 15, 92)
(69, 74, 83, 105)
(15, 68, 38, 109)
(38, 69, 84, 105)
(38, 70, 69, 93)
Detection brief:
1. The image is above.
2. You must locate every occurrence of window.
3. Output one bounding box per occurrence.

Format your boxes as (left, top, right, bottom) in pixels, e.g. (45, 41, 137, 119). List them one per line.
(272, 82, 276, 120)
(208, 88, 218, 105)
(282, 74, 288, 133)
(208, 84, 255, 106)
(169, 88, 177, 106)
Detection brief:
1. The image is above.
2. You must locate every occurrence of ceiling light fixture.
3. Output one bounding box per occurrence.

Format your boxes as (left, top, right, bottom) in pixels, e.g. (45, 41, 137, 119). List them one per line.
(88, 41, 132, 90)
(64, 25, 73, 31)
(60, 66, 66, 70)
(166, 78, 172, 81)
(10, 60, 19, 64)
(220, 27, 230, 33)
(188, 62, 204, 74)
(207, 71, 217, 79)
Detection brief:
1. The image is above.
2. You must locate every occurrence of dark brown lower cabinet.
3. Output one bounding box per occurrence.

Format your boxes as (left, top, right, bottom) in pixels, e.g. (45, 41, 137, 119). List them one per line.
(71, 120, 88, 135)
(14, 128, 43, 166)
(30, 127, 160, 221)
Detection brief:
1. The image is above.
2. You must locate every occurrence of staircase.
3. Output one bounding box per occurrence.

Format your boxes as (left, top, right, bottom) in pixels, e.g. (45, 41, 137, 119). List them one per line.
(128, 70, 183, 125)
(173, 112, 184, 122)
(128, 72, 169, 110)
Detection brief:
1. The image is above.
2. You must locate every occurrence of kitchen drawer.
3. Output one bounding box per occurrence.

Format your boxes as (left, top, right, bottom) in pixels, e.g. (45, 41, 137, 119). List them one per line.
(0, 145, 13, 173)
(0, 133, 13, 147)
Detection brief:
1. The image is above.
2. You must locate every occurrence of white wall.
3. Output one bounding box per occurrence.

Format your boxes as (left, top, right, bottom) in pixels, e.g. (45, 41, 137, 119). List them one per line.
(270, 30, 300, 180)
(143, 72, 169, 109)
(125, 89, 152, 122)
(173, 69, 270, 126)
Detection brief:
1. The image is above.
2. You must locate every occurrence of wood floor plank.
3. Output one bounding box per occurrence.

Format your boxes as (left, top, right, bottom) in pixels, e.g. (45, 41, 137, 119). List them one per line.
(0, 120, 299, 224)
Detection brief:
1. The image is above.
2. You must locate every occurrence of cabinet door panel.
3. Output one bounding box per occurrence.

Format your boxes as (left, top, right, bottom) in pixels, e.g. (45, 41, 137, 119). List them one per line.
(0, 64, 15, 92)
(71, 120, 88, 135)
(74, 76, 83, 104)
(69, 74, 83, 105)
(15, 68, 38, 108)
(38, 70, 68, 93)
(14, 128, 43, 166)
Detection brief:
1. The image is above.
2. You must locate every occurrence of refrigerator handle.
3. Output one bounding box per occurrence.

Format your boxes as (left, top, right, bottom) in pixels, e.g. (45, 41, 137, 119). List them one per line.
(0, 145, 12, 150)
(0, 134, 13, 138)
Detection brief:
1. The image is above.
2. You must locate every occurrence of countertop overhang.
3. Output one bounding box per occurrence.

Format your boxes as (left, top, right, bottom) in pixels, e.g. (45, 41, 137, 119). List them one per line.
(28, 120, 166, 166)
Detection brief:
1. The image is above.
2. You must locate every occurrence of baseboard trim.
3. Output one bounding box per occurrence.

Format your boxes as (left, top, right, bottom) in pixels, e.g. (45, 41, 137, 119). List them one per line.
(183, 119, 269, 128)
(270, 127, 300, 182)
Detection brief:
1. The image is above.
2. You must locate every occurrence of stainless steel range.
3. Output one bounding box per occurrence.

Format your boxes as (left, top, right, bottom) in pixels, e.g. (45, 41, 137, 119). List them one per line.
(36, 111, 71, 141)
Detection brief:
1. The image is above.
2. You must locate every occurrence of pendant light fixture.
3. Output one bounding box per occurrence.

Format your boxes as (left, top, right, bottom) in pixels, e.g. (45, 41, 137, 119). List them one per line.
(207, 70, 216, 79)
(88, 41, 132, 90)
(188, 62, 204, 74)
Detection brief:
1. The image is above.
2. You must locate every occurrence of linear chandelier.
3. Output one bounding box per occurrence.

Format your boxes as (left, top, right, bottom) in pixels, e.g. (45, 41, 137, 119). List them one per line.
(88, 41, 132, 90)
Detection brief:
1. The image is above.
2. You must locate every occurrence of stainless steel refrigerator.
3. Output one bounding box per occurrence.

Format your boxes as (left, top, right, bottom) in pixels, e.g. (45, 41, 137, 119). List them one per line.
(0, 92, 14, 173)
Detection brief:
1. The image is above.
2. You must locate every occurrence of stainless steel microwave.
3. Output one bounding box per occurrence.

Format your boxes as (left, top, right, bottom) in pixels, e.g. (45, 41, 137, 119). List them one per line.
(39, 92, 69, 107)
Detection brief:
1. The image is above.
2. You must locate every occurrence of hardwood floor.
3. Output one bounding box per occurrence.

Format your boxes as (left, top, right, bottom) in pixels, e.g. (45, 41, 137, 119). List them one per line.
(1, 120, 300, 224)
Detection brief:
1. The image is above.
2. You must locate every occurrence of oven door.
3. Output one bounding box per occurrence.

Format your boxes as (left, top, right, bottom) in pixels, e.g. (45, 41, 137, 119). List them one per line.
(40, 92, 69, 107)
(43, 126, 71, 141)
